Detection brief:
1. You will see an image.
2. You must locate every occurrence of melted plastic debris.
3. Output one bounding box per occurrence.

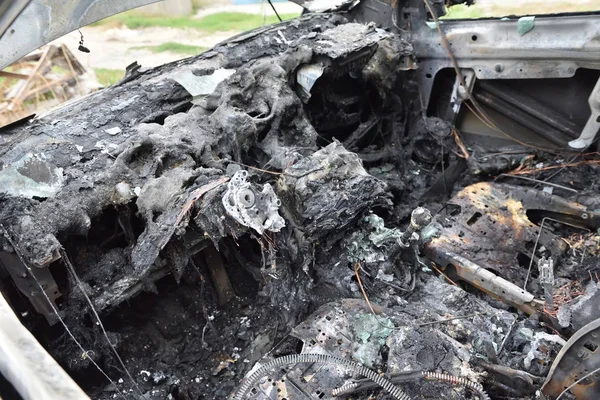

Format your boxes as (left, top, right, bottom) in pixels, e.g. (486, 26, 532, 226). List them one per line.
(296, 63, 325, 102)
(347, 213, 401, 263)
(0, 153, 64, 198)
(353, 313, 394, 367)
(222, 170, 285, 234)
(173, 68, 236, 104)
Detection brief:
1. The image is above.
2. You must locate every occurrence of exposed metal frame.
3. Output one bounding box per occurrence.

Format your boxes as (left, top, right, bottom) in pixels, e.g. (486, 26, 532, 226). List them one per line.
(0, 291, 89, 400)
(408, 12, 600, 108)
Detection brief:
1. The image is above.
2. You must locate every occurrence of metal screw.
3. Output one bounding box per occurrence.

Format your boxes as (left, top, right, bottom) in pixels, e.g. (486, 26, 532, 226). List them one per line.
(494, 64, 503, 73)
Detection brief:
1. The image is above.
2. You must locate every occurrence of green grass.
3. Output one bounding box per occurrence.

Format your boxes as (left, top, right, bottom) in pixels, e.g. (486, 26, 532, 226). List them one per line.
(94, 11, 300, 32)
(0, 66, 18, 91)
(50, 65, 69, 74)
(130, 42, 208, 55)
(441, 4, 484, 19)
(94, 68, 123, 87)
(192, 12, 299, 32)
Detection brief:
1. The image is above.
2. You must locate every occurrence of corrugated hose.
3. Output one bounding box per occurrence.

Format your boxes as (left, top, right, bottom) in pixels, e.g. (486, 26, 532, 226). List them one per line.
(232, 353, 413, 400)
(332, 370, 490, 400)
(423, 371, 490, 400)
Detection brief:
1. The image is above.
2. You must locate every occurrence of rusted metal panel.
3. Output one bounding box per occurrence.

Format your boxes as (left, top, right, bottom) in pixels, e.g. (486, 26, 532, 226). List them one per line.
(423, 182, 600, 313)
(425, 182, 566, 284)
(543, 318, 600, 399)
(435, 251, 540, 314)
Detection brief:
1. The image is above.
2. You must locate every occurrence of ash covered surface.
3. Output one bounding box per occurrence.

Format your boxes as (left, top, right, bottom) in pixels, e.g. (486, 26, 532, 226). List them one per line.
(2, 9, 600, 400)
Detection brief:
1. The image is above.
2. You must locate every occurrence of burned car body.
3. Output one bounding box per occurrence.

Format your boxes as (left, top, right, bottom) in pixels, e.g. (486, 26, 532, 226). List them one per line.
(2, 0, 600, 399)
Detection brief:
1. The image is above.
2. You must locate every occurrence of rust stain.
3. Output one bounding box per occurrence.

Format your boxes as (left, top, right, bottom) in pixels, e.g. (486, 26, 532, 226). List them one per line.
(424, 182, 571, 313)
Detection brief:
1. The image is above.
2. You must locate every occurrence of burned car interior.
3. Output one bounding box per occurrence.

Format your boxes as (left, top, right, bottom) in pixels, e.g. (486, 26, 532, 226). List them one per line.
(3, 0, 600, 399)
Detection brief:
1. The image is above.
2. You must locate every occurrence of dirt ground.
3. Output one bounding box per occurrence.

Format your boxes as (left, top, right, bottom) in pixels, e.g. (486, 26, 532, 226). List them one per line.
(51, 27, 234, 71)
(48, 1, 304, 71)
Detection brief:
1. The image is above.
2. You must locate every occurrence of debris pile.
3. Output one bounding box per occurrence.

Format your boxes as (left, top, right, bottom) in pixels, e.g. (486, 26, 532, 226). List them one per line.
(1, 7, 600, 400)
(0, 44, 100, 126)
